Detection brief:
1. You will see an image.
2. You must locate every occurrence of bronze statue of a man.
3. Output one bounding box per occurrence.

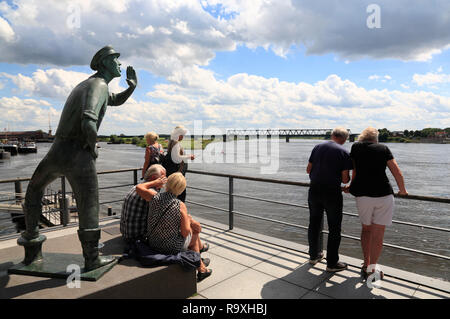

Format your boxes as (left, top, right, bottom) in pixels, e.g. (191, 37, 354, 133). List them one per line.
(18, 45, 137, 271)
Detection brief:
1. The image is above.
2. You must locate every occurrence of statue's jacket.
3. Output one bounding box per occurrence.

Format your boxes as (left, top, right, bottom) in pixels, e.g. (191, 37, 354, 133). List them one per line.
(54, 76, 119, 144)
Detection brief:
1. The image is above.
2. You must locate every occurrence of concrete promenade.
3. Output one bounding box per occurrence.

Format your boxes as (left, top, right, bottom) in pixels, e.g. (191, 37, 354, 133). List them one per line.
(0, 216, 448, 299)
(193, 218, 449, 299)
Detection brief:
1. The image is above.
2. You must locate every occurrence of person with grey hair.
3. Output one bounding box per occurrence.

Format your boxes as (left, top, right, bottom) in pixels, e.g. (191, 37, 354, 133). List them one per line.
(162, 125, 195, 202)
(306, 127, 353, 272)
(120, 164, 167, 244)
(345, 127, 407, 279)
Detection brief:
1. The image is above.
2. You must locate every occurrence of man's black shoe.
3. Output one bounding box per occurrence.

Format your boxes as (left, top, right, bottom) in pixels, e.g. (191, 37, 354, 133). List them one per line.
(326, 262, 348, 273)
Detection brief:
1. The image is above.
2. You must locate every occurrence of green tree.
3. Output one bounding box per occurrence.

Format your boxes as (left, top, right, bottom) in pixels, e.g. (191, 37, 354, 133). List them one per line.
(110, 134, 118, 143)
(131, 137, 139, 145)
(421, 128, 441, 138)
(378, 128, 390, 142)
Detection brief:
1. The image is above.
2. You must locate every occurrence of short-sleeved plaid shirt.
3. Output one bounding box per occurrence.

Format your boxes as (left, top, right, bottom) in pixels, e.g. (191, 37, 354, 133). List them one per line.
(120, 186, 152, 241)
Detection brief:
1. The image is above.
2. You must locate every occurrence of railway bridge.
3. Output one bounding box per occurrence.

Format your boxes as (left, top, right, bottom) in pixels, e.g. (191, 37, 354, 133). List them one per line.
(221, 128, 358, 142)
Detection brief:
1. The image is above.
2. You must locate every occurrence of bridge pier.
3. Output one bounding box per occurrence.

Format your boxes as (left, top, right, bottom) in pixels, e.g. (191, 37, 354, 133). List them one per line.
(349, 134, 358, 142)
(223, 134, 227, 143)
(285, 136, 289, 143)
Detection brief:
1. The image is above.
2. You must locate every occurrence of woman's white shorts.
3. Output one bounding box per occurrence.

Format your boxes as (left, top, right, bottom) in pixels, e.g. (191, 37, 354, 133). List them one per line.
(356, 195, 394, 226)
(182, 232, 192, 251)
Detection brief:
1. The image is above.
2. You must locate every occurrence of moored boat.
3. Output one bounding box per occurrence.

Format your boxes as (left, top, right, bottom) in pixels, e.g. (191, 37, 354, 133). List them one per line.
(18, 141, 38, 153)
(0, 141, 18, 156)
(0, 149, 11, 159)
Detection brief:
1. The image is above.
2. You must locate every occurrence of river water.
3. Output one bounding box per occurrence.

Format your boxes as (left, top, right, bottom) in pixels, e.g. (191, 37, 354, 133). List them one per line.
(0, 139, 449, 281)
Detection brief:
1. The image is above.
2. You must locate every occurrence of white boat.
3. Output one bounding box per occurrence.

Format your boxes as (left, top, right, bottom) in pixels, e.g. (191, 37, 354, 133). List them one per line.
(18, 141, 38, 153)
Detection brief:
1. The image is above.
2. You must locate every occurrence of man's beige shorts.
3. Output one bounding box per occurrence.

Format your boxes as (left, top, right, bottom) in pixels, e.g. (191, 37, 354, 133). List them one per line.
(356, 195, 394, 226)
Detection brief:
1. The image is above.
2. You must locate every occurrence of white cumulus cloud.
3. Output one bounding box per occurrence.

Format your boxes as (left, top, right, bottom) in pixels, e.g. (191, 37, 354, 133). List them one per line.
(413, 71, 450, 87)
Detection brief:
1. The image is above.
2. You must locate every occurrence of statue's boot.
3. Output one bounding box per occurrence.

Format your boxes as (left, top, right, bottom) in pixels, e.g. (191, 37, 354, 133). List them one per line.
(77, 228, 116, 271)
(18, 202, 46, 265)
(17, 232, 47, 265)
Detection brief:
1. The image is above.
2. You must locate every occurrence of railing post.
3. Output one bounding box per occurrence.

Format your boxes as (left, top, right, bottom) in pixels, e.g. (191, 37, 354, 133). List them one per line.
(229, 177, 234, 230)
(14, 180, 22, 204)
(60, 176, 69, 226)
(133, 169, 138, 185)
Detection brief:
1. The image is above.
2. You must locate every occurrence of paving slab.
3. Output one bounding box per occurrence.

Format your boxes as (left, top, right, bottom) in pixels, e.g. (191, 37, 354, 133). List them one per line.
(413, 285, 450, 299)
(314, 267, 419, 299)
(200, 268, 309, 299)
(301, 291, 333, 299)
(253, 252, 333, 290)
(208, 240, 279, 268)
(197, 253, 247, 292)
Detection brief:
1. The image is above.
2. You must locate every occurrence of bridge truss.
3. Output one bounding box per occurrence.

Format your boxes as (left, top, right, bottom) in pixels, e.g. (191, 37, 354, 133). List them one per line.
(225, 128, 352, 136)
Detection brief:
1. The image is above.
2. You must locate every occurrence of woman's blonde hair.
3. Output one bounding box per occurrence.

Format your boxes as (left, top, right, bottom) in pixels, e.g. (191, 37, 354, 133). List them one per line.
(166, 172, 186, 196)
(358, 127, 379, 142)
(145, 131, 159, 144)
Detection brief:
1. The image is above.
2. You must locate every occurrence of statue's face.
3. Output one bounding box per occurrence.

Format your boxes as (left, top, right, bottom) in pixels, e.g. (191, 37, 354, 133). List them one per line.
(103, 55, 121, 78)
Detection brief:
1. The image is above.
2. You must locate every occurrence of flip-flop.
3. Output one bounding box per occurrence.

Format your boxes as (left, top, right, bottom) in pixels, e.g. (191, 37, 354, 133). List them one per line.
(361, 265, 369, 279)
(200, 243, 209, 253)
(362, 264, 384, 280)
(197, 268, 212, 282)
(201, 257, 210, 267)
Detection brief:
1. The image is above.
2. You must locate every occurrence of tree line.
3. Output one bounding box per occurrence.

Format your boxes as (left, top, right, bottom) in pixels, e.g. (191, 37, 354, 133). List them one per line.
(377, 128, 450, 142)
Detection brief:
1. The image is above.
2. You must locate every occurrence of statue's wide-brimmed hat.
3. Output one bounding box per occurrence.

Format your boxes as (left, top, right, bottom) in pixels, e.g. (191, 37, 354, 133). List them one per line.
(90, 45, 120, 70)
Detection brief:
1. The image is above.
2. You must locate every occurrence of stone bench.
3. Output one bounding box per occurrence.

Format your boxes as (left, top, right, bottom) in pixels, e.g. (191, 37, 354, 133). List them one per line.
(0, 224, 197, 299)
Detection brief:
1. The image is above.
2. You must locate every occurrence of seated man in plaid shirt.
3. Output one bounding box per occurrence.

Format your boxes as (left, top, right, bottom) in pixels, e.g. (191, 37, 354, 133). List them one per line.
(120, 164, 167, 244)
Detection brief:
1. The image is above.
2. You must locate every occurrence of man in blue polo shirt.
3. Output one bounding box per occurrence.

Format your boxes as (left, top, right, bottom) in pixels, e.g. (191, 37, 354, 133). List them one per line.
(306, 127, 353, 272)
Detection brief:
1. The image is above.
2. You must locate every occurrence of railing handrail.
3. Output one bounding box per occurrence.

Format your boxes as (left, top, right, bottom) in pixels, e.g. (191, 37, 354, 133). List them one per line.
(186, 185, 450, 233)
(186, 169, 450, 204)
(2, 167, 450, 204)
(184, 169, 450, 262)
(0, 167, 141, 185)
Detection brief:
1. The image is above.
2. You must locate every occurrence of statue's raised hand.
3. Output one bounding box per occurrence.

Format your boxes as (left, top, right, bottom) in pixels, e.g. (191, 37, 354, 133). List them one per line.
(126, 66, 137, 88)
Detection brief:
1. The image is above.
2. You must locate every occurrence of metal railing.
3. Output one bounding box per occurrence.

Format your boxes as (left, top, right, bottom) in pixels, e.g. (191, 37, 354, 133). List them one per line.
(0, 167, 449, 263)
(0, 168, 139, 232)
(184, 169, 450, 262)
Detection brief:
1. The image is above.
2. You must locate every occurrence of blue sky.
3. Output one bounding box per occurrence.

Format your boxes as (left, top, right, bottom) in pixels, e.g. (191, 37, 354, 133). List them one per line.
(0, 0, 449, 135)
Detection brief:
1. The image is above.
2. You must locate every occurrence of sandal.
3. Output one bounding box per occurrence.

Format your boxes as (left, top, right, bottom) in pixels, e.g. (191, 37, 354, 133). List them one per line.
(200, 243, 209, 253)
(201, 257, 210, 267)
(362, 264, 384, 280)
(197, 268, 212, 282)
(361, 264, 369, 279)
